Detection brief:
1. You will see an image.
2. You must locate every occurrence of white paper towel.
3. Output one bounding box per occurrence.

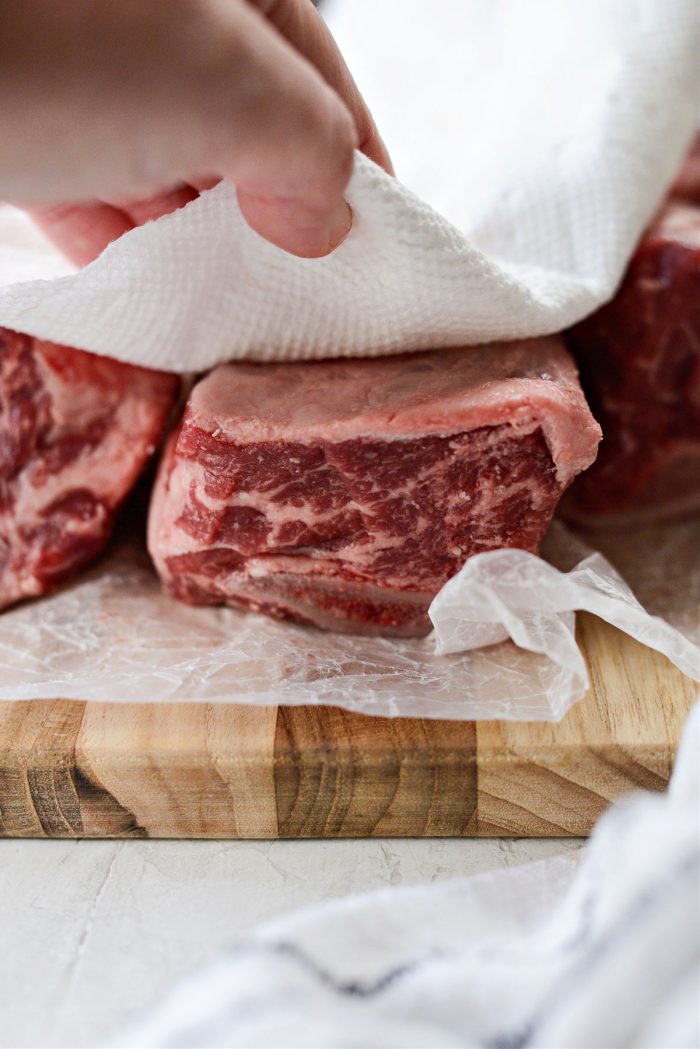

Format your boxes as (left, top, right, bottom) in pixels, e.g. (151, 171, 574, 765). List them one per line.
(0, 0, 696, 370)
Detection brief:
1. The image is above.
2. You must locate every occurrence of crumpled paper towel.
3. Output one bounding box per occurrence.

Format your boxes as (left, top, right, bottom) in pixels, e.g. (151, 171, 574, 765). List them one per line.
(0, 0, 696, 369)
(0, 517, 695, 720)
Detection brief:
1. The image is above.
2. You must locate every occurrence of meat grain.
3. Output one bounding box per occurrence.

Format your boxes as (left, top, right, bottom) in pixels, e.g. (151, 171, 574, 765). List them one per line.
(565, 196, 700, 526)
(148, 338, 600, 636)
(670, 131, 700, 206)
(0, 327, 178, 608)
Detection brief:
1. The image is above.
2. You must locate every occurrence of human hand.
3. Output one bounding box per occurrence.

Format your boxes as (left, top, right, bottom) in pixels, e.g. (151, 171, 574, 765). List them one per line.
(0, 0, 392, 265)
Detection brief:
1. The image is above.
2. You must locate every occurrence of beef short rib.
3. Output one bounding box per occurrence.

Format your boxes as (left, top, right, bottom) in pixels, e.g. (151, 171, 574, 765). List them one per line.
(148, 338, 600, 636)
(0, 327, 178, 608)
(565, 192, 700, 526)
(670, 131, 700, 206)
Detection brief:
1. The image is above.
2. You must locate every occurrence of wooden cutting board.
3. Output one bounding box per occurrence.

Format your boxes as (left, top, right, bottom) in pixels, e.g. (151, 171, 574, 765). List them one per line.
(0, 612, 695, 840)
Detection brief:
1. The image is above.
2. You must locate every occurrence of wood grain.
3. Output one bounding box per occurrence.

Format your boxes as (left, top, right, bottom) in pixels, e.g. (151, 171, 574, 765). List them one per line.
(0, 613, 695, 839)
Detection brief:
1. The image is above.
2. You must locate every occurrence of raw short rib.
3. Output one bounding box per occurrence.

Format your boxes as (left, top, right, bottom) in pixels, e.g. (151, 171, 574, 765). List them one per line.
(148, 338, 600, 636)
(564, 165, 700, 526)
(0, 327, 179, 608)
(670, 131, 700, 206)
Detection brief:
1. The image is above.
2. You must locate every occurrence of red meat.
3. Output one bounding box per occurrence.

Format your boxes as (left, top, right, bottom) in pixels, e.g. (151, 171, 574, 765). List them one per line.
(670, 131, 700, 205)
(0, 327, 178, 607)
(148, 339, 600, 636)
(565, 199, 700, 526)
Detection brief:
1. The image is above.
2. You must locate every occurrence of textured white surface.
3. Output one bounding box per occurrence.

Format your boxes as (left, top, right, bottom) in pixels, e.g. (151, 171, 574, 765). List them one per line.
(0, 836, 582, 1049)
(0, 0, 696, 370)
(0, 520, 696, 724)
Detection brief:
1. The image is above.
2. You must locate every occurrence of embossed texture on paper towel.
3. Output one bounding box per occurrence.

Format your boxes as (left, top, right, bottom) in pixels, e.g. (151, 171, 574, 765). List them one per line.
(0, 0, 696, 370)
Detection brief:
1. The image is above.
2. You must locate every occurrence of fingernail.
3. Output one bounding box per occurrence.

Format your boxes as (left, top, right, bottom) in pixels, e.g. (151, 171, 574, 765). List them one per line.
(236, 189, 353, 258)
(327, 200, 352, 253)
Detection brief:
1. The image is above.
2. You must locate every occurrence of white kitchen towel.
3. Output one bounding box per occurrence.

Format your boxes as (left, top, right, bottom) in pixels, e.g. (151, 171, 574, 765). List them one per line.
(0, 0, 697, 371)
(115, 703, 700, 1049)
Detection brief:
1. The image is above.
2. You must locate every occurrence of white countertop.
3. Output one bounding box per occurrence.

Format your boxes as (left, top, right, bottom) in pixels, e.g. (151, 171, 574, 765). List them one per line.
(0, 836, 583, 1048)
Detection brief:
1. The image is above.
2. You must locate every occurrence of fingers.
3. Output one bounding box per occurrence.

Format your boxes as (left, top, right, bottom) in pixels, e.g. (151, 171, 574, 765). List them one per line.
(250, 0, 394, 175)
(27, 202, 133, 267)
(28, 185, 200, 266)
(30, 2, 364, 260)
(236, 189, 352, 258)
(210, 0, 360, 256)
(8, 0, 384, 260)
(111, 184, 200, 226)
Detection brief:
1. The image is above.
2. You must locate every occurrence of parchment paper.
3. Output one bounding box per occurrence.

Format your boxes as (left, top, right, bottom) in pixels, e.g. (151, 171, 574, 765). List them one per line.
(0, 511, 696, 721)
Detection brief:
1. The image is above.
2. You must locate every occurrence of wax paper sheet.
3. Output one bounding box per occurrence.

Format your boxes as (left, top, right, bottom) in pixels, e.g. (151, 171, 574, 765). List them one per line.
(0, 513, 696, 721)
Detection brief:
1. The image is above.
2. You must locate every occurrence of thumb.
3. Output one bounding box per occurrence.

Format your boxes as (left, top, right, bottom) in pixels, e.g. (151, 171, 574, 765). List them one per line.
(236, 190, 353, 260)
(216, 0, 358, 257)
